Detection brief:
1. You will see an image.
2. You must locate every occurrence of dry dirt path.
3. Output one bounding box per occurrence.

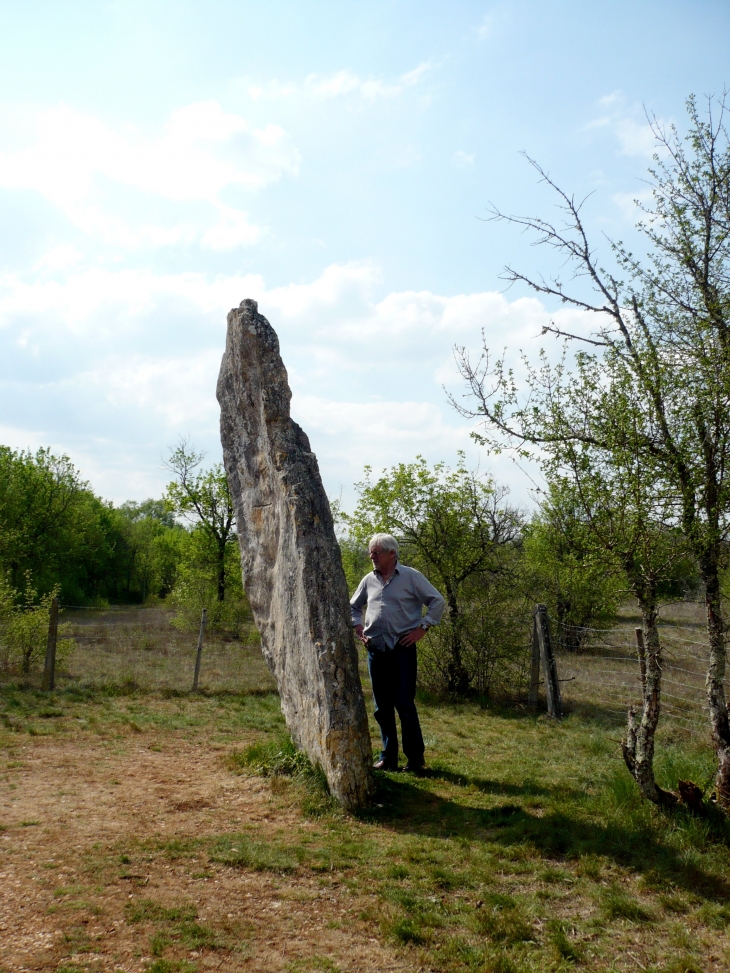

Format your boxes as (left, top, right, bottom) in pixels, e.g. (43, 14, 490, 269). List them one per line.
(0, 732, 410, 973)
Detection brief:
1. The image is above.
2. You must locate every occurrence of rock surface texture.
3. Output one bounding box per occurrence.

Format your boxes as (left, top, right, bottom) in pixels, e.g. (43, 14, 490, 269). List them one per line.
(217, 299, 374, 809)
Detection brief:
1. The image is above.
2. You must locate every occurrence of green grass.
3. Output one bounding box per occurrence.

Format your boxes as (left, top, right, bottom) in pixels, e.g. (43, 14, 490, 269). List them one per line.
(3, 606, 730, 971)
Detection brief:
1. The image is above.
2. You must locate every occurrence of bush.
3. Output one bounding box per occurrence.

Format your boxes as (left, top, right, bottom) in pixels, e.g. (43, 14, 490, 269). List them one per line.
(0, 575, 74, 675)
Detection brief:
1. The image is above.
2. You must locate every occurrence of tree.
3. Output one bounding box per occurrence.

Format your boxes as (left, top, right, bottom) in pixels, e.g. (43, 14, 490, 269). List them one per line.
(543, 447, 691, 806)
(523, 482, 624, 652)
(452, 94, 730, 807)
(0, 446, 125, 604)
(164, 440, 236, 603)
(0, 447, 89, 591)
(113, 500, 186, 602)
(347, 455, 525, 696)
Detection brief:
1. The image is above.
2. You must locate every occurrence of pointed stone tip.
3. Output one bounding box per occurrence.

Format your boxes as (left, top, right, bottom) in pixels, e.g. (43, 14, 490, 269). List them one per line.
(239, 298, 259, 311)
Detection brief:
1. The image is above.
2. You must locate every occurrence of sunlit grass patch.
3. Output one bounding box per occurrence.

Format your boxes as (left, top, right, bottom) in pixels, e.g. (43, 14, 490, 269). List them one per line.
(209, 833, 300, 873)
(125, 899, 198, 924)
(228, 735, 337, 817)
(144, 961, 197, 973)
(284, 956, 341, 972)
(546, 919, 582, 963)
(600, 883, 655, 922)
(472, 894, 534, 945)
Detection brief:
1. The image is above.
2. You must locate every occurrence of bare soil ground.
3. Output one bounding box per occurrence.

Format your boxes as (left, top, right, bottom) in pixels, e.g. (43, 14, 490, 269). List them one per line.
(0, 729, 408, 973)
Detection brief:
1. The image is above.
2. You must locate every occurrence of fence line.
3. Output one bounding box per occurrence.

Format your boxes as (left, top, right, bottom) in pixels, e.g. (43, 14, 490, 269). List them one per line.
(553, 617, 722, 739)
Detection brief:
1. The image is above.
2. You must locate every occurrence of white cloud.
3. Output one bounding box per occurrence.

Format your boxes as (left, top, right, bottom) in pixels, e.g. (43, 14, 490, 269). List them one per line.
(586, 92, 666, 159)
(611, 188, 654, 221)
(453, 150, 475, 167)
(0, 101, 300, 250)
(82, 350, 223, 427)
(0, 259, 597, 506)
(246, 62, 433, 104)
(474, 7, 508, 40)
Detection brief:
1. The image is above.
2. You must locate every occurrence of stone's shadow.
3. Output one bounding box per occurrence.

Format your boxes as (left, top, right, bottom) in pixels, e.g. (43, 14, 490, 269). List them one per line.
(425, 768, 552, 798)
(358, 777, 730, 902)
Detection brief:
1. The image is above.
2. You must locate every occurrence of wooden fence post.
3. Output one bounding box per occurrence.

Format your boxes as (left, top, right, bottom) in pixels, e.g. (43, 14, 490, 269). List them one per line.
(192, 609, 207, 692)
(530, 604, 563, 718)
(528, 615, 540, 708)
(41, 597, 59, 691)
(635, 627, 647, 696)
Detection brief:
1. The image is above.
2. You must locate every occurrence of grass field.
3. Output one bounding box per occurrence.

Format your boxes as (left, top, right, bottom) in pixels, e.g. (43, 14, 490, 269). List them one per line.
(1, 605, 729, 972)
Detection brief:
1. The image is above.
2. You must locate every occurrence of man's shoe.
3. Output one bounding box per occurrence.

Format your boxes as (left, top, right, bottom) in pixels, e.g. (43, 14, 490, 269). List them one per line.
(373, 759, 398, 771)
(404, 762, 426, 774)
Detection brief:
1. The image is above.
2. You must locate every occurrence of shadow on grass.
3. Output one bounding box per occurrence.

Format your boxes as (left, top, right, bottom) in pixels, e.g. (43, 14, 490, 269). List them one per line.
(360, 776, 730, 901)
(425, 767, 553, 798)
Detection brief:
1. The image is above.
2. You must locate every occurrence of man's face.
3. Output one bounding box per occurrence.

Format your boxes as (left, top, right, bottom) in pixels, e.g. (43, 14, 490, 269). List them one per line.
(369, 546, 396, 573)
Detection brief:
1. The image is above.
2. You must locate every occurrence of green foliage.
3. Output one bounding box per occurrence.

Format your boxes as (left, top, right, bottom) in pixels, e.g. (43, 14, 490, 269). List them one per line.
(0, 576, 74, 675)
(168, 525, 254, 640)
(164, 440, 236, 604)
(0, 446, 119, 603)
(337, 536, 371, 595)
(347, 454, 528, 697)
(523, 483, 624, 650)
(0, 445, 192, 606)
(112, 500, 188, 602)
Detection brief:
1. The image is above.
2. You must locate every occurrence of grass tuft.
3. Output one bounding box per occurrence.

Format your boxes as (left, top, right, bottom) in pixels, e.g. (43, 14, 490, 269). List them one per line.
(125, 899, 197, 924)
(228, 736, 336, 816)
(547, 919, 582, 963)
(600, 884, 654, 922)
(209, 834, 299, 873)
(389, 914, 427, 945)
(474, 895, 533, 944)
(144, 961, 196, 973)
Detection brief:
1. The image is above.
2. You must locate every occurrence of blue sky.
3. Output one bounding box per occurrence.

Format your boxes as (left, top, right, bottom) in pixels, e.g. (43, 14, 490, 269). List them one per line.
(1, 0, 728, 511)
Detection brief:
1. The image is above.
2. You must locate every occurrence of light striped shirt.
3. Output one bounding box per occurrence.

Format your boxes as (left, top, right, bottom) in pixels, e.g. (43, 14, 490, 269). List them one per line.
(350, 563, 445, 651)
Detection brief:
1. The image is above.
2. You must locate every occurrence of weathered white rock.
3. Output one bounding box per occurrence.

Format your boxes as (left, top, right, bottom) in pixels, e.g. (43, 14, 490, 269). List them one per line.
(217, 299, 375, 809)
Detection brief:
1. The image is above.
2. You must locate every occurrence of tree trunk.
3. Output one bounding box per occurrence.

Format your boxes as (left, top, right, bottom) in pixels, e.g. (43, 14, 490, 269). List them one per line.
(704, 568, 730, 809)
(217, 541, 226, 602)
(445, 584, 470, 695)
(622, 595, 677, 808)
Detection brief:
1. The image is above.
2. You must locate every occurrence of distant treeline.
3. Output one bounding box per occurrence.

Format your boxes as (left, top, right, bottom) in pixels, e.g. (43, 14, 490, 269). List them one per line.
(0, 445, 242, 616)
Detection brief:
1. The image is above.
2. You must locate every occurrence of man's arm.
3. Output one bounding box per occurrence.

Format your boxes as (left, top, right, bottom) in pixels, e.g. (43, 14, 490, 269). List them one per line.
(350, 577, 369, 645)
(398, 571, 446, 646)
(415, 574, 446, 629)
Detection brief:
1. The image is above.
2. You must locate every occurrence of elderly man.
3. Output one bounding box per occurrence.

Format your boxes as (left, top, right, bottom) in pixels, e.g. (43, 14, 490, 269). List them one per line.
(350, 533, 445, 772)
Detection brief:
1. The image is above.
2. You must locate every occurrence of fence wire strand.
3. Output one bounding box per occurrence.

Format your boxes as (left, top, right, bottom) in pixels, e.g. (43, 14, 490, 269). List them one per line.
(552, 615, 725, 737)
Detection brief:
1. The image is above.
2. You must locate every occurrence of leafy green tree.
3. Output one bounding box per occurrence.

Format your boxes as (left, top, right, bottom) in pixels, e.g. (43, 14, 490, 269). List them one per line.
(0, 447, 88, 591)
(0, 446, 126, 604)
(164, 440, 236, 603)
(453, 94, 730, 807)
(113, 500, 186, 602)
(347, 454, 525, 696)
(523, 483, 624, 651)
(169, 525, 253, 639)
(0, 575, 74, 675)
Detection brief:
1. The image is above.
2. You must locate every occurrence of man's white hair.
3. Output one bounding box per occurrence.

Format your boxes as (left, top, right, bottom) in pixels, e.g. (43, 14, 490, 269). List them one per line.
(368, 533, 399, 556)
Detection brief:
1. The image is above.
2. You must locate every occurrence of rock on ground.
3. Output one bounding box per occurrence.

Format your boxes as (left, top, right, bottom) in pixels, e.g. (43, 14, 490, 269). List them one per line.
(217, 299, 374, 810)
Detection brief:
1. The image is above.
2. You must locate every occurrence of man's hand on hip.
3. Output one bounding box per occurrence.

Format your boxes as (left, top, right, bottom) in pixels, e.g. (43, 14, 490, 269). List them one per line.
(354, 624, 370, 646)
(398, 626, 428, 647)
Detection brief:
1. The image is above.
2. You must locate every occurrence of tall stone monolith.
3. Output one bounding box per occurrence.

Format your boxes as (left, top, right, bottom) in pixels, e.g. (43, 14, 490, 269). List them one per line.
(217, 299, 375, 810)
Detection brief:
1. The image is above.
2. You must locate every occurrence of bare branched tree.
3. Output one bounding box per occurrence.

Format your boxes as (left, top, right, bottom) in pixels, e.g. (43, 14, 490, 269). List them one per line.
(450, 93, 730, 810)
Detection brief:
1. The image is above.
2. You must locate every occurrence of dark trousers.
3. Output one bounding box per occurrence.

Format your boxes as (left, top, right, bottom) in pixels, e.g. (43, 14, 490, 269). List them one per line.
(367, 644, 425, 768)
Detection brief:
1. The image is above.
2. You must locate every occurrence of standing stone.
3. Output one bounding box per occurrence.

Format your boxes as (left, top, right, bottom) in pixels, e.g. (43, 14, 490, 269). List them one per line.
(217, 299, 375, 810)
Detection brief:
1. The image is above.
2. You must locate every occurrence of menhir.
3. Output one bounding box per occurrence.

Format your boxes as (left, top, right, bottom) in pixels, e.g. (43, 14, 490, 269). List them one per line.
(217, 299, 374, 809)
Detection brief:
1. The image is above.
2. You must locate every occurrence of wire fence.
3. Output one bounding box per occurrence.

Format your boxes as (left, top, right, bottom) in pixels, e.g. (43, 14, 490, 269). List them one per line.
(7, 605, 277, 695)
(552, 616, 722, 738)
